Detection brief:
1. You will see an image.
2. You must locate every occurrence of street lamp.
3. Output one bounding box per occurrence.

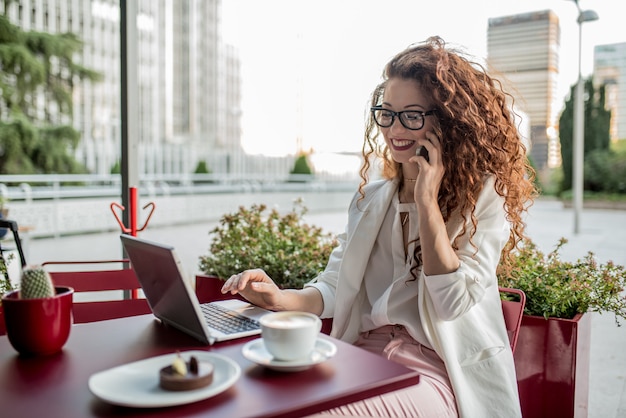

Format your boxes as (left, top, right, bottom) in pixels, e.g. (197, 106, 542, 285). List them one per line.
(570, 0, 598, 234)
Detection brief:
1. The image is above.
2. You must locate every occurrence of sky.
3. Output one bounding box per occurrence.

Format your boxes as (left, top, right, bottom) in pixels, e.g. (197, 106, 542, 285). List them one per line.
(222, 0, 625, 161)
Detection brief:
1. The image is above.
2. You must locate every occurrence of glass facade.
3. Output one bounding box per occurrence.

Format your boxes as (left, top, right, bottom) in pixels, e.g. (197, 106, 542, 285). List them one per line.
(487, 10, 561, 170)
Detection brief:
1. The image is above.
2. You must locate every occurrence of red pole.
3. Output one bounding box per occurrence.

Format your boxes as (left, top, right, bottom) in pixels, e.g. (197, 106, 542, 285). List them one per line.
(129, 187, 138, 298)
(110, 187, 156, 299)
(129, 187, 138, 236)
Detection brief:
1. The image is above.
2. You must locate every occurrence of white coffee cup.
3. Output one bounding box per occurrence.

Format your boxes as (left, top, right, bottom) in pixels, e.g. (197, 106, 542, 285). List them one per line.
(260, 311, 322, 361)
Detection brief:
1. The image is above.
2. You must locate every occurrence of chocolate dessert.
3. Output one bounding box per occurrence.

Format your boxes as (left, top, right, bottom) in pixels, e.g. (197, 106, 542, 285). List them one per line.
(159, 354, 214, 391)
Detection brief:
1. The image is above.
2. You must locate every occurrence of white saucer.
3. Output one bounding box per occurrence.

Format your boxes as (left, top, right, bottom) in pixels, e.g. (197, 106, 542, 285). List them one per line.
(242, 337, 337, 372)
(88, 350, 241, 408)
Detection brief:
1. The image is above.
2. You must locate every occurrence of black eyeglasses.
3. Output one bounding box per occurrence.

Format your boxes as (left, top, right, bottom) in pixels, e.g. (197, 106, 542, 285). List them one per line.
(370, 106, 435, 131)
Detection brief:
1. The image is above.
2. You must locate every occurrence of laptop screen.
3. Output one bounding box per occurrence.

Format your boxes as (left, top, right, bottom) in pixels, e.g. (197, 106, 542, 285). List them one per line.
(120, 234, 212, 344)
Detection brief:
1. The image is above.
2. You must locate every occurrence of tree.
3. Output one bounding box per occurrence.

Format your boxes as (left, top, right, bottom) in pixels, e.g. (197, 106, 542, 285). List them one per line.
(0, 12, 101, 174)
(290, 154, 313, 175)
(558, 78, 611, 192)
(194, 160, 211, 174)
(110, 160, 121, 174)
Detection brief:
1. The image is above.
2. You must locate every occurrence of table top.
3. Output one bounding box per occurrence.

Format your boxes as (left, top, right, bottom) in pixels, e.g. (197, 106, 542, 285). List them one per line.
(0, 314, 420, 417)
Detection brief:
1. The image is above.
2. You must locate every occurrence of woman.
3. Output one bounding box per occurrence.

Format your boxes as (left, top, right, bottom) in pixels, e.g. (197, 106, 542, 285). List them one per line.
(222, 36, 536, 417)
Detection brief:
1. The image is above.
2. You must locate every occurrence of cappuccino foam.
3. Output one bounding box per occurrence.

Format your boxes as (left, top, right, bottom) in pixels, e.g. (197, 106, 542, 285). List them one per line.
(265, 314, 315, 329)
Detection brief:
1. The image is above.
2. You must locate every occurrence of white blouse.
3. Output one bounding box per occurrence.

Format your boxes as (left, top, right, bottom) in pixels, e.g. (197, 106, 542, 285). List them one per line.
(360, 193, 431, 348)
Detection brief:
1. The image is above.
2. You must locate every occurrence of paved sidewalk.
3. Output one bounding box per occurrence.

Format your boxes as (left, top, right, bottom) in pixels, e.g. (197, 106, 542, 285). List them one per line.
(25, 198, 626, 418)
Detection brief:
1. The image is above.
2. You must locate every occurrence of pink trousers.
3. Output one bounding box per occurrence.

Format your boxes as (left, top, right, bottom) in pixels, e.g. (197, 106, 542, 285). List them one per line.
(310, 325, 458, 418)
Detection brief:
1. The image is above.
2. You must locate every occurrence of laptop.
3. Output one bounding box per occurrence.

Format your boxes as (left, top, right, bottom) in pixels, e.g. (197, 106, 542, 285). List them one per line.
(120, 234, 271, 345)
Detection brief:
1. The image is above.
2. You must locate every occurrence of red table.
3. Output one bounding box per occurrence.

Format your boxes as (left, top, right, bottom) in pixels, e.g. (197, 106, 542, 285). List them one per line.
(0, 314, 420, 417)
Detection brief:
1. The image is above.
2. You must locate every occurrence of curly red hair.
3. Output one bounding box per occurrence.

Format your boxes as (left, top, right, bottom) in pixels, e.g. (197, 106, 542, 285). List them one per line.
(359, 36, 537, 268)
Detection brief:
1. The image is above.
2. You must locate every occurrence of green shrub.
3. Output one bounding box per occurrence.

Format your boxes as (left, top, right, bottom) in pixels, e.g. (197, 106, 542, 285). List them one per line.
(498, 238, 626, 324)
(199, 199, 338, 289)
(585, 149, 626, 193)
(0, 253, 15, 297)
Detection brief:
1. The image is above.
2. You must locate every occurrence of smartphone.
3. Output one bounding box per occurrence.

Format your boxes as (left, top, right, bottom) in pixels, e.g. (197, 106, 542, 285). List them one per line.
(417, 126, 440, 162)
(416, 146, 429, 162)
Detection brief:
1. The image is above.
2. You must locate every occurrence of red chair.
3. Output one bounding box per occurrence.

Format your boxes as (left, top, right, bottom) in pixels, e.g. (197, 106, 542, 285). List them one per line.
(499, 287, 526, 353)
(42, 260, 152, 323)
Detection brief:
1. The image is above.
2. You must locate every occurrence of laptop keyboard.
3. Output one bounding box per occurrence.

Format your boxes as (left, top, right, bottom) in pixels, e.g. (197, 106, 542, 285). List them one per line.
(200, 302, 261, 335)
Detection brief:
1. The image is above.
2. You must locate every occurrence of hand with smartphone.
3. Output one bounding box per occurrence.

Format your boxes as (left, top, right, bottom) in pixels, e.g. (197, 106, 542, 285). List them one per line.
(415, 145, 429, 162)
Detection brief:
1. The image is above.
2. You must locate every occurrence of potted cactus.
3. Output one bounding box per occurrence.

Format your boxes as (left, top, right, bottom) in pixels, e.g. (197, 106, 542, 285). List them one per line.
(1, 266, 74, 355)
(19, 266, 58, 299)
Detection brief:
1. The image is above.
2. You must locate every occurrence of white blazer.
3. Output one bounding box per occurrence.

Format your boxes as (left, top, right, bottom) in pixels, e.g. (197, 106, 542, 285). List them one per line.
(306, 177, 522, 417)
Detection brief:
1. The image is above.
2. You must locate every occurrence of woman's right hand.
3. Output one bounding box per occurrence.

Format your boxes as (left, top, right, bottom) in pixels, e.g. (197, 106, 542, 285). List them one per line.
(220, 268, 284, 310)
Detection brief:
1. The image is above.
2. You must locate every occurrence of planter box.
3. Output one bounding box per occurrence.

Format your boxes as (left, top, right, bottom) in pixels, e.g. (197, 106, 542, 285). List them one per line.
(0, 306, 5, 335)
(195, 274, 247, 304)
(514, 313, 591, 418)
(194, 274, 333, 335)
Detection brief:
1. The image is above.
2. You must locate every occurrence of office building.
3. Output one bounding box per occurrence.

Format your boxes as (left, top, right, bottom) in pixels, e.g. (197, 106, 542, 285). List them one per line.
(487, 10, 561, 170)
(1, 0, 242, 176)
(594, 42, 626, 142)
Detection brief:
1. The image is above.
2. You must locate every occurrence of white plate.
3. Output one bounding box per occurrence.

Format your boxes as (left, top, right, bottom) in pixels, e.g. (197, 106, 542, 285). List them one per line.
(88, 350, 241, 408)
(242, 338, 337, 372)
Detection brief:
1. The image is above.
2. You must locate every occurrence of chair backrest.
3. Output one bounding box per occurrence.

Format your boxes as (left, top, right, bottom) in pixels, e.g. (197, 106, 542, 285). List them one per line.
(499, 287, 526, 353)
(42, 260, 152, 323)
(0, 219, 27, 268)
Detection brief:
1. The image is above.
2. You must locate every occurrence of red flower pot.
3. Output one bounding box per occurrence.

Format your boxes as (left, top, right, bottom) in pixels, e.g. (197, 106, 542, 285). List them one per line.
(2, 286, 74, 356)
(514, 313, 591, 418)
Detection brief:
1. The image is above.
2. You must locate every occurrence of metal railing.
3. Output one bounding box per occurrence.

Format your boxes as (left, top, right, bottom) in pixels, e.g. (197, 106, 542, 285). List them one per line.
(0, 173, 357, 201)
(0, 174, 359, 239)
